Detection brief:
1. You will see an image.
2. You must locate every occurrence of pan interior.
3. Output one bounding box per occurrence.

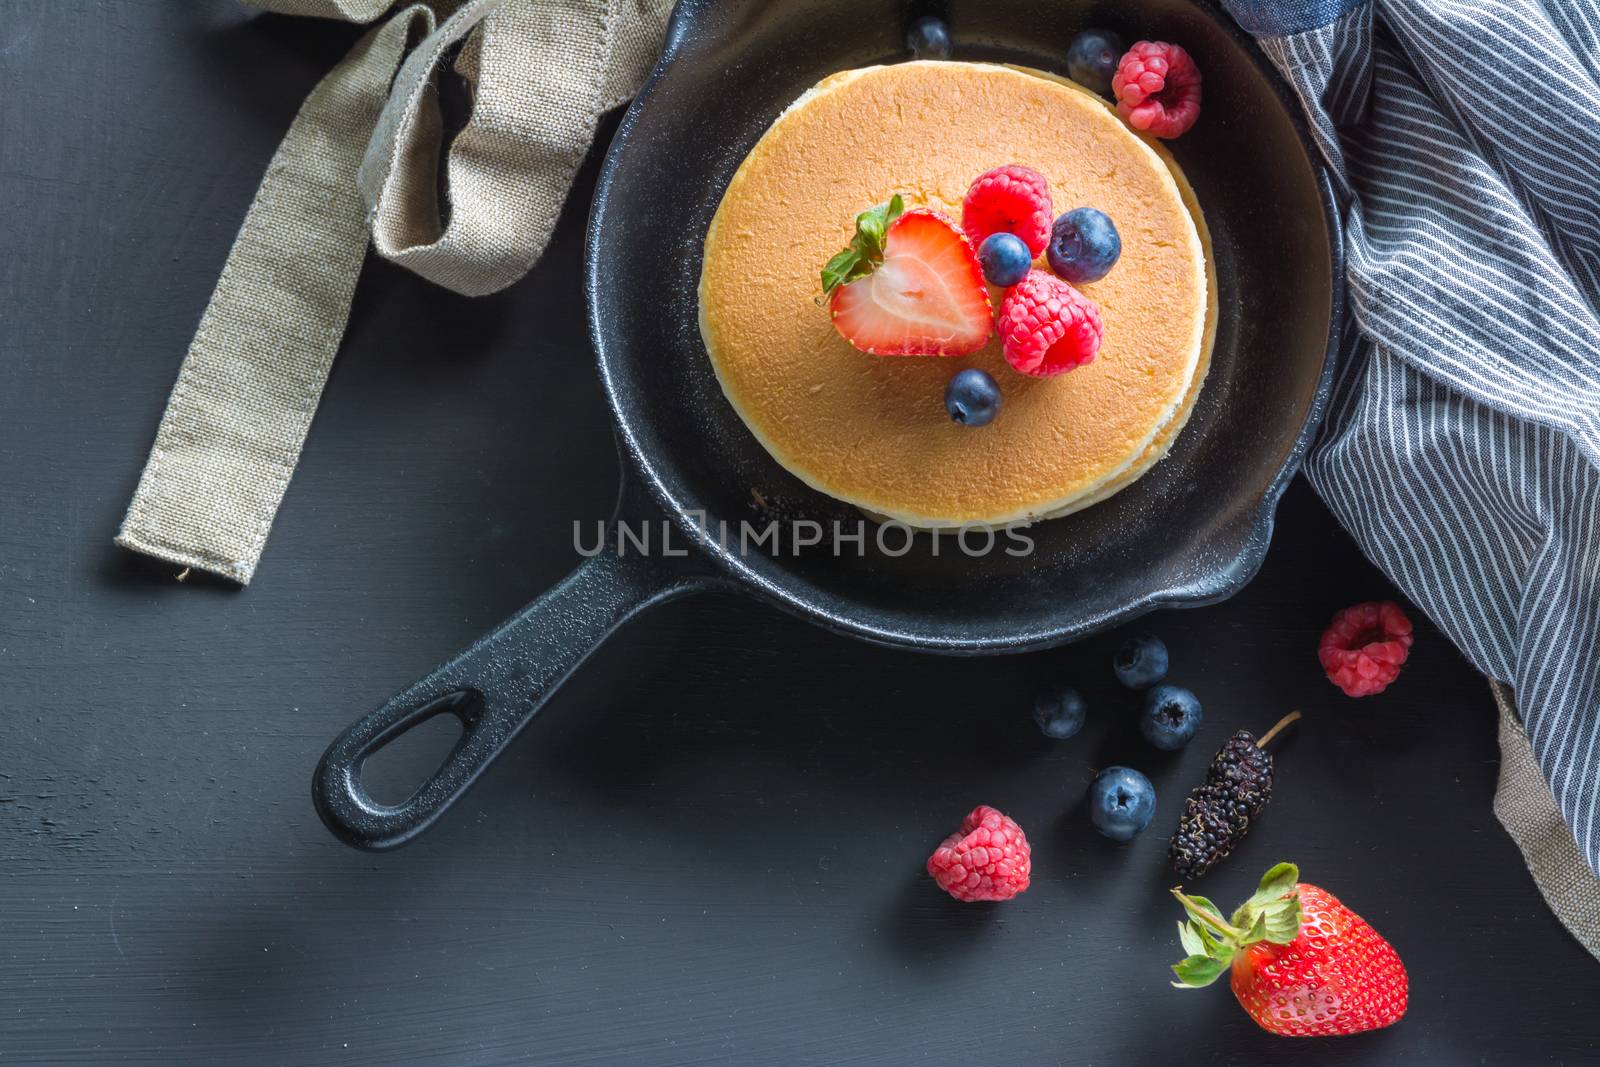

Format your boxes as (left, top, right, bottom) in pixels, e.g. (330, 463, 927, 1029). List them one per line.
(587, 0, 1335, 651)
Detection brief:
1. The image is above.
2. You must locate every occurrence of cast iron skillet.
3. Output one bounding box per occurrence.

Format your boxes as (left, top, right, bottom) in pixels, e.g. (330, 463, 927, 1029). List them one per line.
(314, 0, 1342, 850)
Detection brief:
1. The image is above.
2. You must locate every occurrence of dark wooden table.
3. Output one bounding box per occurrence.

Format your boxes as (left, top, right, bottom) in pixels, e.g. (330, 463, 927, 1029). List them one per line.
(5, 3, 1599, 1064)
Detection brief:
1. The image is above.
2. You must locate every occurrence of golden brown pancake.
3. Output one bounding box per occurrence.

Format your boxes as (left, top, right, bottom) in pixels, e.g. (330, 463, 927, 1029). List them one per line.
(699, 61, 1212, 527)
(1018, 68, 1219, 518)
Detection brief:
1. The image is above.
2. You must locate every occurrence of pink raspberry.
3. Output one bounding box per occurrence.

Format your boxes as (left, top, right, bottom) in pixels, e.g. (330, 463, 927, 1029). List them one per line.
(1112, 41, 1203, 139)
(1319, 601, 1414, 697)
(927, 805, 1032, 902)
(961, 165, 1053, 258)
(997, 269, 1103, 376)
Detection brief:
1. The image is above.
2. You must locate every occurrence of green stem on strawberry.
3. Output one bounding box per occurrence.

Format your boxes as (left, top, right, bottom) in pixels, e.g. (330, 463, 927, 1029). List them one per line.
(1255, 709, 1302, 750)
(820, 194, 905, 296)
(1172, 889, 1244, 941)
(1169, 862, 1304, 990)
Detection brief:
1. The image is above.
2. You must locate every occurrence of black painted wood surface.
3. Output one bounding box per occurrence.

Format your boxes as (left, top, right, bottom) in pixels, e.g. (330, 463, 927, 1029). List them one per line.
(3, 3, 1598, 1064)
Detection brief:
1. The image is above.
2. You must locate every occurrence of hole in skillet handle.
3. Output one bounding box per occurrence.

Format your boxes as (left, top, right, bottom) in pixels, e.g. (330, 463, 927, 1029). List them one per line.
(358, 693, 473, 807)
(313, 687, 495, 852)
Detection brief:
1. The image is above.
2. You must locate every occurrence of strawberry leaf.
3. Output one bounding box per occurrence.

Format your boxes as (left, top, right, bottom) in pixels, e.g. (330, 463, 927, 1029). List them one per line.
(1170, 888, 1243, 983)
(1228, 863, 1304, 948)
(1261, 894, 1302, 944)
(1249, 862, 1299, 906)
(1177, 920, 1204, 957)
(1171, 954, 1229, 989)
(820, 249, 862, 295)
(820, 194, 905, 296)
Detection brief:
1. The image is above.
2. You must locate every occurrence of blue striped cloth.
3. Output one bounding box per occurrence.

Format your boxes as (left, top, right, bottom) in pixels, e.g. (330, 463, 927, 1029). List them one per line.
(1222, 0, 1600, 877)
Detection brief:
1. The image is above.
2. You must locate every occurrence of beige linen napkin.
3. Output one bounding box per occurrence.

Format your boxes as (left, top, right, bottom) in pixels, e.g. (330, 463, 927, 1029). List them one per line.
(116, 0, 672, 583)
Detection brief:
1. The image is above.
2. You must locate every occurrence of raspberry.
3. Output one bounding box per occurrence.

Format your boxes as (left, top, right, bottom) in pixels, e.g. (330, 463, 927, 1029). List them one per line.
(1319, 601, 1414, 697)
(961, 165, 1053, 258)
(1112, 41, 1202, 139)
(997, 269, 1103, 376)
(926, 805, 1032, 902)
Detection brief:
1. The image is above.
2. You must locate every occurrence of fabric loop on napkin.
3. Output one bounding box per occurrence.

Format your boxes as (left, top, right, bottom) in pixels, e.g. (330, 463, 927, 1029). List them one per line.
(117, 0, 673, 582)
(362, 0, 600, 295)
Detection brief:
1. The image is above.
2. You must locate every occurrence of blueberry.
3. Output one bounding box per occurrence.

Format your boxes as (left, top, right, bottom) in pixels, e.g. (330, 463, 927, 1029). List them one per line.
(1138, 685, 1203, 751)
(977, 232, 1033, 288)
(1048, 207, 1121, 284)
(1088, 766, 1155, 841)
(1113, 633, 1168, 689)
(1033, 683, 1087, 740)
(945, 368, 1002, 427)
(906, 16, 952, 59)
(1065, 28, 1126, 98)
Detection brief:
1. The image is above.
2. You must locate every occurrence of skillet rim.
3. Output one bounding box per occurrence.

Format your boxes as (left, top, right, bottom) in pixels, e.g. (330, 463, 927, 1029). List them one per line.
(584, 0, 1346, 654)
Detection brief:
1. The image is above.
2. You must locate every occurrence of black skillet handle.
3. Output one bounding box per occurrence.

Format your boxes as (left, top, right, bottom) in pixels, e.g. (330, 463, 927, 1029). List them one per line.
(313, 511, 721, 851)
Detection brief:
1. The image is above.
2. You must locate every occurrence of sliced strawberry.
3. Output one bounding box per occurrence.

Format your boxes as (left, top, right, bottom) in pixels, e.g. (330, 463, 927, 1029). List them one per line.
(826, 206, 993, 357)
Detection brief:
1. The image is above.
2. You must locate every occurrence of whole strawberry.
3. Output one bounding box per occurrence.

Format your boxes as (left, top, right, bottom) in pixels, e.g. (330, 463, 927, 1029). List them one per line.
(1170, 863, 1408, 1037)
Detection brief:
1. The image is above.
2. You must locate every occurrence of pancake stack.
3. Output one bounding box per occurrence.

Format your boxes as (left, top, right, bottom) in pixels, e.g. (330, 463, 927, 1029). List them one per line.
(699, 60, 1215, 528)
